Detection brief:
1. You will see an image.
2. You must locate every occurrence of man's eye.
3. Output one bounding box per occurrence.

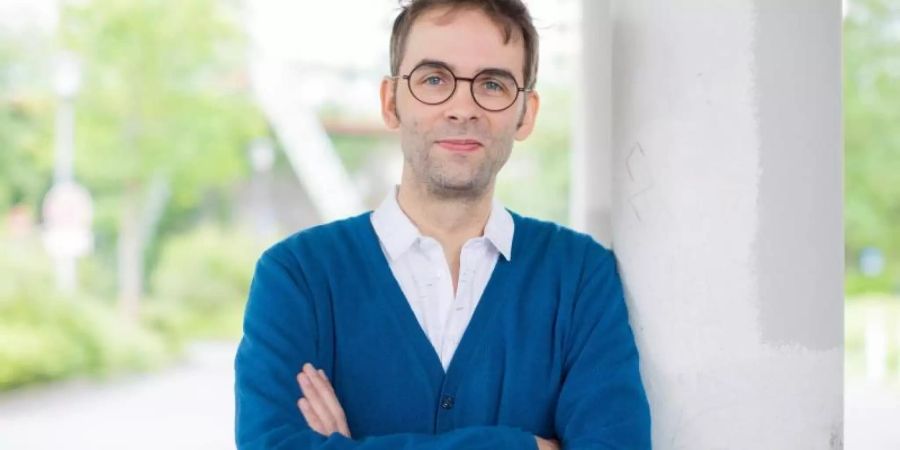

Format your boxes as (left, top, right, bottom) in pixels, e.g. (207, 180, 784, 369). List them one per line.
(483, 80, 504, 91)
(424, 75, 445, 85)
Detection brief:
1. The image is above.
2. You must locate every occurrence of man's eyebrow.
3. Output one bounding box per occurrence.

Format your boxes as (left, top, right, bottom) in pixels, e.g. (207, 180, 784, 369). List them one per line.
(475, 68, 518, 81)
(414, 58, 453, 69)
(412, 58, 519, 81)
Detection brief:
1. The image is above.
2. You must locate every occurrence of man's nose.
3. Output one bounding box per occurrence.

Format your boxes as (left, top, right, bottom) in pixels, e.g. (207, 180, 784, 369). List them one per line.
(443, 80, 482, 122)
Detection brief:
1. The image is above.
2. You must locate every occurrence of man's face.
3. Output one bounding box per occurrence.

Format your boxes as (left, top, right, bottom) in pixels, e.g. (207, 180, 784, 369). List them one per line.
(380, 6, 540, 200)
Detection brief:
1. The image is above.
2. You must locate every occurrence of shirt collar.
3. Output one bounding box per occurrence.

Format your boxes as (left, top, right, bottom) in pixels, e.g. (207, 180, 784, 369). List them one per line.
(370, 186, 420, 262)
(370, 185, 514, 262)
(484, 197, 514, 261)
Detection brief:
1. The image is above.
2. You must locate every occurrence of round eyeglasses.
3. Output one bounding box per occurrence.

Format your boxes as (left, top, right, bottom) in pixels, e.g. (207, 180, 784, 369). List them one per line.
(391, 62, 531, 112)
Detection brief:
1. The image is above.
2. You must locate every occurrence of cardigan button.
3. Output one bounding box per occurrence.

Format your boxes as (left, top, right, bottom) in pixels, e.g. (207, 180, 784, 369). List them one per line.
(440, 394, 455, 410)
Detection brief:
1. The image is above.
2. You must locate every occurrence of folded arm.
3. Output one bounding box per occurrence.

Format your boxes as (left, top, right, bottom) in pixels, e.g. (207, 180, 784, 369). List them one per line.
(234, 250, 541, 450)
(553, 246, 652, 449)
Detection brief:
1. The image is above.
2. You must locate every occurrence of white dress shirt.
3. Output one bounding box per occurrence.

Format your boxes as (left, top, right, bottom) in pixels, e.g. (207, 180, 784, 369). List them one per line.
(370, 186, 514, 372)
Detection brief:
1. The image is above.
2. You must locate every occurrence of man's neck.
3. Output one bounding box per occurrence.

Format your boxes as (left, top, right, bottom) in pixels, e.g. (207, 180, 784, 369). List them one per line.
(395, 179, 494, 247)
(395, 170, 497, 295)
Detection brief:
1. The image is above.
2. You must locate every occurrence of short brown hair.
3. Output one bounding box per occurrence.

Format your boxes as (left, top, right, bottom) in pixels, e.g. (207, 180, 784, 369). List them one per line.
(389, 0, 539, 90)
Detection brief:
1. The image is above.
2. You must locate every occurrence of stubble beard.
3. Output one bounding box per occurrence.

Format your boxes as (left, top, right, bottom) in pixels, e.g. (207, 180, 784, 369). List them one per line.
(400, 120, 514, 201)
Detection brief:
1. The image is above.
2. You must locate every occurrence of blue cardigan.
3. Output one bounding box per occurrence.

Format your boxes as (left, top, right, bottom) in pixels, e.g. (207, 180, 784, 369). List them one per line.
(234, 211, 651, 449)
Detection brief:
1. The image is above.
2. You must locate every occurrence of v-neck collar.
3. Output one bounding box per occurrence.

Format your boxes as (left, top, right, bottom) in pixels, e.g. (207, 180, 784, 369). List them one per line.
(353, 211, 518, 391)
(370, 185, 515, 263)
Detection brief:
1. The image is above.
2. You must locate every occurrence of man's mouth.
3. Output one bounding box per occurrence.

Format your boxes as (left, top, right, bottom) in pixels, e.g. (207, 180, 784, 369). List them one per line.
(435, 138, 483, 152)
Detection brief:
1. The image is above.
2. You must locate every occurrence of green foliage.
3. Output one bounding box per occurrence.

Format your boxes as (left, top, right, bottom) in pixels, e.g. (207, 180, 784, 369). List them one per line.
(0, 0, 273, 391)
(0, 33, 54, 211)
(2, 0, 271, 262)
(497, 85, 571, 225)
(54, 0, 269, 262)
(0, 237, 170, 391)
(847, 270, 898, 296)
(60, 0, 264, 187)
(844, 0, 900, 291)
(144, 224, 264, 340)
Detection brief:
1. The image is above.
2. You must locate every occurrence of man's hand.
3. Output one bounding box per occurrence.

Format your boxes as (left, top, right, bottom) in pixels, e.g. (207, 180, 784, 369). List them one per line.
(535, 436, 561, 450)
(297, 362, 557, 448)
(296, 362, 352, 438)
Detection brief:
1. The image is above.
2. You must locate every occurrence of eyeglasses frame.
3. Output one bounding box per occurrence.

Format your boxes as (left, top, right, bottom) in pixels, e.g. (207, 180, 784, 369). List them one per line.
(389, 62, 532, 112)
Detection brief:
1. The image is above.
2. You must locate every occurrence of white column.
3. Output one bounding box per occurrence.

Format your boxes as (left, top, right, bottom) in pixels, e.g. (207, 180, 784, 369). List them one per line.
(570, 0, 613, 245)
(602, 0, 843, 447)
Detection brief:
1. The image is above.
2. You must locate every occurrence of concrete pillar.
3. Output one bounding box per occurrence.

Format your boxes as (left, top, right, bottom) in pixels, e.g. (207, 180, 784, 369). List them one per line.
(588, 0, 844, 447)
(570, 0, 612, 245)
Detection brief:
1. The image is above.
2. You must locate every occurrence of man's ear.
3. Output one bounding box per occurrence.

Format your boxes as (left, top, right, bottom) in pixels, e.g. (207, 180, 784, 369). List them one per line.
(380, 77, 401, 129)
(514, 89, 540, 141)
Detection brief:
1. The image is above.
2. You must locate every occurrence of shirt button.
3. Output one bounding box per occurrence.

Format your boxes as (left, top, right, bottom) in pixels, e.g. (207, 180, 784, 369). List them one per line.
(440, 394, 455, 410)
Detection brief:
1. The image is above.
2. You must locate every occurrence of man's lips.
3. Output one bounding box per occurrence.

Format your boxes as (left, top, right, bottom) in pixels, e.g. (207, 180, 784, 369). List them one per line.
(435, 138, 483, 152)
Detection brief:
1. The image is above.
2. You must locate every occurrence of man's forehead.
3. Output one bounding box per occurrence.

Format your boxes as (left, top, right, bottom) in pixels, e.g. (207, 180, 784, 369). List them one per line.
(411, 6, 524, 45)
(402, 6, 525, 74)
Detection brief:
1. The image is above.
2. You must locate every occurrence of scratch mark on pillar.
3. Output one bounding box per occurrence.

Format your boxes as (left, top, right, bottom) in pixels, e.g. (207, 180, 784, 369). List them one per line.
(626, 142, 646, 181)
(629, 186, 654, 223)
(626, 142, 652, 222)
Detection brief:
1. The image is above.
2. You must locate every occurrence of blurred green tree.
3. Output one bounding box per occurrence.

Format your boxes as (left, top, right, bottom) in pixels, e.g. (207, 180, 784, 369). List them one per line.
(57, 0, 268, 315)
(0, 35, 54, 211)
(844, 0, 900, 294)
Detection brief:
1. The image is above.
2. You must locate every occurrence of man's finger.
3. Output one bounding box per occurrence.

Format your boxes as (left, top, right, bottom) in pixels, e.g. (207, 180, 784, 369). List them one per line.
(298, 398, 320, 430)
(298, 371, 337, 431)
(303, 364, 347, 430)
(306, 364, 336, 396)
(307, 365, 340, 402)
(298, 397, 325, 434)
(316, 368, 336, 395)
(314, 369, 351, 438)
(298, 371, 334, 428)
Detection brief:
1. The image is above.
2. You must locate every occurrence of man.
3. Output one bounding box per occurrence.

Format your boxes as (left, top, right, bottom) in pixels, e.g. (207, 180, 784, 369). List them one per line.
(234, 1, 651, 448)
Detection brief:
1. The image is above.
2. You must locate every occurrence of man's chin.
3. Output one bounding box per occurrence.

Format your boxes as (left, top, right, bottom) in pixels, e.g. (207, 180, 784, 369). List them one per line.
(425, 176, 491, 200)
